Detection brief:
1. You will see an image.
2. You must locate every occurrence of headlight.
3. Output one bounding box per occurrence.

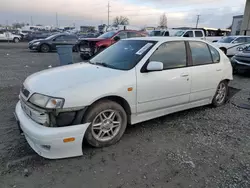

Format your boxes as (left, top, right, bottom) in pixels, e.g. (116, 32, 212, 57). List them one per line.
(29, 93, 64, 109)
(33, 42, 40, 45)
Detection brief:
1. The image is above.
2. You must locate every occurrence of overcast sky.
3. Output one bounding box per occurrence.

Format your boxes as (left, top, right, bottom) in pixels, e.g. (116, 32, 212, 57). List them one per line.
(0, 0, 247, 28)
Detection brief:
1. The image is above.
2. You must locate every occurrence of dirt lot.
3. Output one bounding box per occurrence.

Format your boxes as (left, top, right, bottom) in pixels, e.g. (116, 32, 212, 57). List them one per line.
(0, 42, 250, 188)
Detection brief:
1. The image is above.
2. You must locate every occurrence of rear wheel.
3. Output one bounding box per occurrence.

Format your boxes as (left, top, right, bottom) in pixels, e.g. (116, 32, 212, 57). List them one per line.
(83, 100, 127, 147)
(40, 44, 50, 53)
(13, 37, 20, 43)
(212, 81, 228, 107)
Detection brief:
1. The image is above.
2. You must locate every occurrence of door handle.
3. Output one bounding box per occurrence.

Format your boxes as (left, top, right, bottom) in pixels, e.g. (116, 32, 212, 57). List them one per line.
(216, 69, 222, 71)
(180, 73, 189, 77)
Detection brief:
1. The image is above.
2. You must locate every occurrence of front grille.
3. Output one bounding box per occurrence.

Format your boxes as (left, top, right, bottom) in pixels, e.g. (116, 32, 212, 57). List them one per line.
(21, 85, 30, 98)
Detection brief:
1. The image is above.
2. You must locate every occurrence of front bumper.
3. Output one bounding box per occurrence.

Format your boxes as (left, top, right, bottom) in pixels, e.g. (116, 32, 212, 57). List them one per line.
(28, 44, 40, 51)
(15, 101, 90, 159)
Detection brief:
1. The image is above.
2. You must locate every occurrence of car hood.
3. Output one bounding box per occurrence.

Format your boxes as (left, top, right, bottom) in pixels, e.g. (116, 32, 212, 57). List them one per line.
(235, 51, 250, 58)
(29, 38, 46, 44)
(213, 42, 233, 48)
(24, 63, 123, 97)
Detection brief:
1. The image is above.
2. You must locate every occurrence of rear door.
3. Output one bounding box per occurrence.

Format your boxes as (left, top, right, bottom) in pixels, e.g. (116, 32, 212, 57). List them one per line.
(194, 30, 205, 40)
(188, 41, 222, 102)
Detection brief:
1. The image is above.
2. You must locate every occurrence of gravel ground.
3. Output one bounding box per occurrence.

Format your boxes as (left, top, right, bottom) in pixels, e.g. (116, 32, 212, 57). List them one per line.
(0, 43, 250, 188)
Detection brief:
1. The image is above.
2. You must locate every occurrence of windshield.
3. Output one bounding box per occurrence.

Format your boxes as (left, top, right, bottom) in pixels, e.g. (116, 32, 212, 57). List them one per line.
(90, 40, 156, 70)
(98, 31, 116, 39)
(45, 34, 58, 40)
(150, 31, 162, 36)
(218, 36, 236, 43)
(174, 30, 185, 36)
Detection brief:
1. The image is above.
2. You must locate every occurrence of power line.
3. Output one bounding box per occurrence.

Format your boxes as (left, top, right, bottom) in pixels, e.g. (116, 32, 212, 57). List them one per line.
(196, 15, 200, 28)
(108, 1, 111, 26)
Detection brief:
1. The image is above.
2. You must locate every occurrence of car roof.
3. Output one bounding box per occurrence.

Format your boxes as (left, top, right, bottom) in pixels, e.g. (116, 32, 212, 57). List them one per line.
(124, 37, 206, 42)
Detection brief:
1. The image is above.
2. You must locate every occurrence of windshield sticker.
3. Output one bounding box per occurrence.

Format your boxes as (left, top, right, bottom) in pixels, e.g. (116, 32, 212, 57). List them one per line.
(136, 43, 153, 55)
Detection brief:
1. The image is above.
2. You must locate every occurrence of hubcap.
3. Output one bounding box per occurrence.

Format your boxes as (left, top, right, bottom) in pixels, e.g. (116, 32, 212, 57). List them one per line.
(215, 83, 226, 104)
(91, 110, 122, 142)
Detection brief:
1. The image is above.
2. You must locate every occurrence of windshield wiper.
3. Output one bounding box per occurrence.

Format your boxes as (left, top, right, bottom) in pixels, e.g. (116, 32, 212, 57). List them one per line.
(94, 62, 110, 67)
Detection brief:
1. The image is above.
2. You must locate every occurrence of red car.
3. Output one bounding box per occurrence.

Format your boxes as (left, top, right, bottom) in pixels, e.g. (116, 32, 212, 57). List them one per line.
(77, 30, 147, 60)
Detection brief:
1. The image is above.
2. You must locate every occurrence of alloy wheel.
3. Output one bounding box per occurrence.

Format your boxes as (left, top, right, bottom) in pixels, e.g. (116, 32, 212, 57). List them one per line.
(91, 110, 122, 142)
(215, 82, 227, 104)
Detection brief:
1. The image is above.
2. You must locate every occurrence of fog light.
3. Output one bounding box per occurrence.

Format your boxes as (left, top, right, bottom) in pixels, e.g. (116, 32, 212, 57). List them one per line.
(41, 145, 51, 150)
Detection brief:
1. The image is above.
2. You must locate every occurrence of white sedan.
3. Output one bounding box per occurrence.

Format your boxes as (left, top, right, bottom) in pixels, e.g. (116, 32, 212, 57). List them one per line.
(213, 36, 250, 56)
(15, 37, 233, 159)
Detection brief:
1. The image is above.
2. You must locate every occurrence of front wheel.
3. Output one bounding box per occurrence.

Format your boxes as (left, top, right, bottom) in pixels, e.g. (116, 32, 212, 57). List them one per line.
(83, 100, 127, 147)
(40, 44, 50, 53)
(212, 81, 228, 107)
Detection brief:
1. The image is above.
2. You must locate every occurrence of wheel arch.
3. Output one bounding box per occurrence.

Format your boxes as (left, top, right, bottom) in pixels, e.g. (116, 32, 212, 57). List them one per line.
(87, 95, 132, 123)
(219, 47, 227, 54)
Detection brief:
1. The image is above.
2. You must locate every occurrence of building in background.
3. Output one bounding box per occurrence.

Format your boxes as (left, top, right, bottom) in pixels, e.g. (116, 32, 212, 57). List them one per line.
(231, 15, 243, 35)
(241, 0, 250, 35)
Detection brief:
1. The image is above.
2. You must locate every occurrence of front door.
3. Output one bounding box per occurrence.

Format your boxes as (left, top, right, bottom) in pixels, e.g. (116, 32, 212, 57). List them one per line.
(136, 41, 191, 113)
(188, 41, 223, 102)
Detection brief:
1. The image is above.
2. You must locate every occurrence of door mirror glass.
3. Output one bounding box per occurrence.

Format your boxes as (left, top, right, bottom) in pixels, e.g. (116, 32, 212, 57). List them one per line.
(114, 36, 121, 41)
(146, 61, 163, 71)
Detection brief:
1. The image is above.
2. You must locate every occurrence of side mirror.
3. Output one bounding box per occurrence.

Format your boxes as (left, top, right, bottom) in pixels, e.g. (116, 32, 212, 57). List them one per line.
(113, 36, 120, 41)
(146, 61, 163, 72)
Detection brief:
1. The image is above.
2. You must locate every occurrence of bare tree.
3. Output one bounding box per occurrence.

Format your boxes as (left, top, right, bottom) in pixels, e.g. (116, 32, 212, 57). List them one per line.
(113, 16, 129, 27)
(12, 22, 25, 29)
(159, 13, 167, 29)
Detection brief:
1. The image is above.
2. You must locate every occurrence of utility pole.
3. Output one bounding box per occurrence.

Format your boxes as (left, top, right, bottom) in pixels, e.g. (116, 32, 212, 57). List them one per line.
(56, 12, 58, 28)
(196, 15, 200, 28)
(30, 16, 33, 26)
(107, 1, 110, 27)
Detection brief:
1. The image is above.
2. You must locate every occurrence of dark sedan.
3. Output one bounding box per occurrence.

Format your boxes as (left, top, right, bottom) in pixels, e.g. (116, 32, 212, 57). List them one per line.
(231, 46, 250, 74)
(28, 33, 78, 53)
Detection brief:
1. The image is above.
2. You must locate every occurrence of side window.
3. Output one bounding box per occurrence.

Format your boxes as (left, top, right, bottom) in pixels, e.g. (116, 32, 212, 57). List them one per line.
(208, 45, 220, 63)
(0, 30, 4, 34)
(189, 41, 213, 65)
(246, 37, 250, 42)
(149, 41, 187, 70)
(55, 35, 66, 41)
(164, 31, 170, 36)
(117, 31, 128, 39)
(234, 37, 246, 43)
(195, 31, 203, 37)
(183, 31, 193, 37)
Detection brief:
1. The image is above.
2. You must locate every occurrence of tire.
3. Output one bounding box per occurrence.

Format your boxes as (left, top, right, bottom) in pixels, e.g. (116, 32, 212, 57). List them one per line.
(220, 48, 227, 55)
(40, 44, 50, 53)
(83, 100, 127, 148)
(13, 37, 20, 43)
(212, 81, 229, 107)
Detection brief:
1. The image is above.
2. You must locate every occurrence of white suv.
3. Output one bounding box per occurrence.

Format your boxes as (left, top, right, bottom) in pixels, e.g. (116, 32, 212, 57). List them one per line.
(15, 37, 233, 159)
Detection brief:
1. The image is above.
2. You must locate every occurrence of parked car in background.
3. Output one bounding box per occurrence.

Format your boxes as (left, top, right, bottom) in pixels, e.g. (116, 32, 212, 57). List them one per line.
(77, 30, 147, 60)
(174, 29, 223, 43)
(149, 29, 177, 37)
(231, 45, 250, 73)
(0, 30, 21, 43)
(24, 31, 53, 41)
(28, 33, 78, 52)
(213, 36, 250, 56)
(15, 37, 232, 159)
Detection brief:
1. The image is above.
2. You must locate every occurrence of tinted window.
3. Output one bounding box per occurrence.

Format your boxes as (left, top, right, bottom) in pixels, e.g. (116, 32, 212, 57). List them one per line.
(208, 45, 220, 63)
(195, 31, 203, 37)
(183, 31, 193, 37)
(117, 31, 128, 39)
(98, 31, 116, 39)
(0, 30, 4, 34)
(218, 36, 236, 43)
(189, 41, 213, 65)
(149, 41, 187, 69)
(90, 40, 156, 70)
(246, 37, 250, 42)
(55, 35, 66, 41)
(234, 37, 246, 43)
(164, 31, 169, 36)
(64, 35, 77, 40)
